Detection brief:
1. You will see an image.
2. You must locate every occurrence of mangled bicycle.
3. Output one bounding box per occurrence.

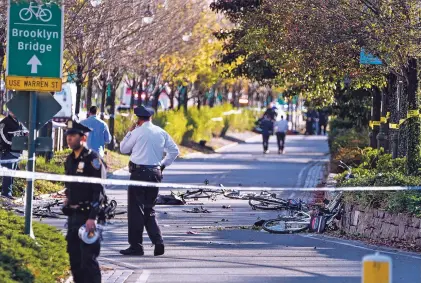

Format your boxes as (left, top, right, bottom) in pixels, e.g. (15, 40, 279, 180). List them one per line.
(261, 192, 344, 234)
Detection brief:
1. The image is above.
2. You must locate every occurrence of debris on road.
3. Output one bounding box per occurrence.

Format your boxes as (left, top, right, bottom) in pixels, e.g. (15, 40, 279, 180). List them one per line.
(187, 231, 199, 235)
(182, 206, 211, 213)
(156, 194, 185, 205)
(222, 205, 231, 209)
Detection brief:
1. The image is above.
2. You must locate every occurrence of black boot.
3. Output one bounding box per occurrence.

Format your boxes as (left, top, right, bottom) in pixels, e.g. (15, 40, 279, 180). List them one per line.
(154, 244, 165, 256)
(120, 246, 144, 256)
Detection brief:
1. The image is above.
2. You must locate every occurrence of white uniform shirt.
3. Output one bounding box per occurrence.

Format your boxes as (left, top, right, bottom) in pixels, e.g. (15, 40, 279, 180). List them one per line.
(120, 121, 180, 167)
(275, 119, 289, 133)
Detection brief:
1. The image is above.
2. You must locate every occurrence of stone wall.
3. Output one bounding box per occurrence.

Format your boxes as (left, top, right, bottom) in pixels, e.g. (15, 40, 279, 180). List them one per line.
(339, 204, 421, 247)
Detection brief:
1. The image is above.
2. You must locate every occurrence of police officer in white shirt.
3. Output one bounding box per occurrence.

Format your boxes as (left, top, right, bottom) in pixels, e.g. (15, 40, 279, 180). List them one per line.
(274, 115, 289, 154)
(119, 105, 179, 256)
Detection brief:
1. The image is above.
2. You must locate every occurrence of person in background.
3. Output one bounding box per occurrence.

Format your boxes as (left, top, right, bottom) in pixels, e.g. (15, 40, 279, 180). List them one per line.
(119, 105, 179, 256)
(263, 104, 277, 121)
(260, 115, 274, 154)
(275, 115, 288, 154)
(80, 106, 111, 158)
(318, 110, 329, 135)
(0, 110, 25, 200)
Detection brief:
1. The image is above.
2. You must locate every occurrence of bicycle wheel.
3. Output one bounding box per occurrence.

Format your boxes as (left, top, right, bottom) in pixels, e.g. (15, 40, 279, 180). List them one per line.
(39, 9, 52, 22)
(262, 217, 310, 234)
(19, 9, 32, 21)
(249, 198, 287, 210)
(33, 211, 62, 218)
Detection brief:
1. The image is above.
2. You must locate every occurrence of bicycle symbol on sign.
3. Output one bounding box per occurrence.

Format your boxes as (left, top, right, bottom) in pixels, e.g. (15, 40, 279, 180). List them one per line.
(19, 2, 52, 22)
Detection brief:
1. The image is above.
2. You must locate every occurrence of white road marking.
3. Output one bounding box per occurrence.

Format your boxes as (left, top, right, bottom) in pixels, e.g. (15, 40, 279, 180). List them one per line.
(136, 270, 151, 283)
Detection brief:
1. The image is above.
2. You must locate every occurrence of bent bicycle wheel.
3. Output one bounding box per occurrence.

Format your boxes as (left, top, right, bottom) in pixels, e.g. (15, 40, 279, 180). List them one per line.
(249, 199, 286, 210)
(262, 217, 309, 234)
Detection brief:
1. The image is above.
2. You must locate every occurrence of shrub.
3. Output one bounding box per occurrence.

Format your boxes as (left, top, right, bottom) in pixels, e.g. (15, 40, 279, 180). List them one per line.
(154, 110, 189, 144)
(0, 209, 69, 282)
(113, 104, 257, 145)
(185, 106, 214, 142)
(329, 127, 370, 155)
(114, 114, 137, 143)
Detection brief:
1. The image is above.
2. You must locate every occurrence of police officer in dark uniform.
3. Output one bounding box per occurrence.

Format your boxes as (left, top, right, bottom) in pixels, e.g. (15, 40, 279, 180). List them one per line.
(0, 110, 25, 199)
(62, 120, 104, 283)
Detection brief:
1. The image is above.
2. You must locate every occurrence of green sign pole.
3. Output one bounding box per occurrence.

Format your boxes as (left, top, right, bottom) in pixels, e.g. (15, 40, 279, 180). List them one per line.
(5, 0, 64, 237)
(24, 91, 37, 237)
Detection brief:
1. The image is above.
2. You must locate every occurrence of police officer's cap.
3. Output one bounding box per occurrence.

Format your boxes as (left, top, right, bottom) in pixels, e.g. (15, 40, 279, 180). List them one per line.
(65, 120, 91, 135)
(134, 105, 155, 118)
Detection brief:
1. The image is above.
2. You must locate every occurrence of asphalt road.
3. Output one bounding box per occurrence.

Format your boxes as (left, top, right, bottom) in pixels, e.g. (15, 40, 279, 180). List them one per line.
(47, 135, 421, 282)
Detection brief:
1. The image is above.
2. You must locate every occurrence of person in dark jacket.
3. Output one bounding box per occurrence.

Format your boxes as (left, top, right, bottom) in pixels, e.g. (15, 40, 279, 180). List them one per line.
(62, 120, 105, 283)
(318, 110, 329, 135)
(0, 111, 25, 199)
(260, 116, 274, 154)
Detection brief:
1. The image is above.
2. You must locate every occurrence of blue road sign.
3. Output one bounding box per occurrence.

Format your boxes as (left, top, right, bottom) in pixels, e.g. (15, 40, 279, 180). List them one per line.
(360, 48, 382, 65)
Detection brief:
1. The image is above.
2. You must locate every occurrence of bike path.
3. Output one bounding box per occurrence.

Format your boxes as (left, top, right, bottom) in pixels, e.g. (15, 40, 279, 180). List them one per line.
(48, 135, 421, 282)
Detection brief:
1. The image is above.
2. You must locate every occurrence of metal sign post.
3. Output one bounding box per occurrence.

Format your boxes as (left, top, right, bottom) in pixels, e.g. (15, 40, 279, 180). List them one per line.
(5, 0, 64, 237)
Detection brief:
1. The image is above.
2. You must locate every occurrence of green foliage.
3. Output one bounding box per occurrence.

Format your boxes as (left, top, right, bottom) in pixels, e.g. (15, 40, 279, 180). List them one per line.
(154, 110, 189, 144)
(114, 104, 256, 145)
(330, 117, 421, 216)
(186, 107, 215, 142)
(338, 151, 421, 216)
(0, 209, 69, 282)
(0, 153, 70, 198)
(114, 114, 137, 144)
(329, 126, 370, 155)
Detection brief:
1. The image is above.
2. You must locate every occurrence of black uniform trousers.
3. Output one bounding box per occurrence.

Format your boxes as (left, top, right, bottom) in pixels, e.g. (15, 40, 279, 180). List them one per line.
(262, 134, 270, 151)
(128, 167, 163, 248)
(276, 132, 286, 151)
(66, 213, 101, 283)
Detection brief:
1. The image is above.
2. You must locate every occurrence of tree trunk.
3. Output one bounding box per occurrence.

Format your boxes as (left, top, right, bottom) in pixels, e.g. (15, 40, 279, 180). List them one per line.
(100, 75, 107, 120)
(369, 86, 381, 148)
(377, 82, 389, 151)
(151, 77, 161, 111)
(398, 77, 408, 158)
(168, 88, 175, 110)
(137, 77, 144, 107)
(75, 64, 83, 116)
(130, 77, 136, 110)
(86, 71, 93, 116)
(197, 91, 202, 110)
(406, 58, 420, 175)
(387, 73, 399, 158)
(108, 84, 116, 150)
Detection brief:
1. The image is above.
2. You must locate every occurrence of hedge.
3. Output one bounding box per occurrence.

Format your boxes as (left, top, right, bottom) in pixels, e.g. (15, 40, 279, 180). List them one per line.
(0, 209, 69, 282)
(115, 104, 258, 145)
(329, 118, 421, 217)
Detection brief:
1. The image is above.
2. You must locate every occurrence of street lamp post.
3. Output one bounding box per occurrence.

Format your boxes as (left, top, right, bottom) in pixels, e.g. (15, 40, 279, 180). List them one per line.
(143, 5, 154, 25)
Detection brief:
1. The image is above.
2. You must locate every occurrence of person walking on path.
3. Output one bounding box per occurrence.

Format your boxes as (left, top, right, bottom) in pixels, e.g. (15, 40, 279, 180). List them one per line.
(0, 110, 25, 199)
(275, 115, 288, 154)
(260, 115, 274, 154)
(318, 110, 329, 135)
(119, 105, 179, 256)
(81, 106, 111, 158)
(62, 120, 105, 283)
